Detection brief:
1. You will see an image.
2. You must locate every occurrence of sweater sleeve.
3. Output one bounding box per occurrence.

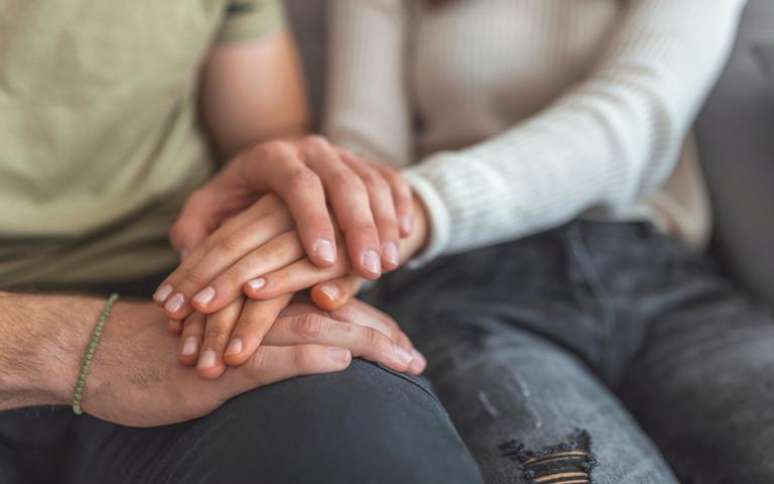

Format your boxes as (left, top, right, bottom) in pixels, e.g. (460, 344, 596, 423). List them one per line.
(325, 0, 414, 168)
(404, 0, 746, 263)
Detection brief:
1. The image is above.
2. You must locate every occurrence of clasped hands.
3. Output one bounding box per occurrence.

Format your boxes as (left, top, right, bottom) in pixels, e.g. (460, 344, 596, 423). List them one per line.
(152, 136, 429, 380)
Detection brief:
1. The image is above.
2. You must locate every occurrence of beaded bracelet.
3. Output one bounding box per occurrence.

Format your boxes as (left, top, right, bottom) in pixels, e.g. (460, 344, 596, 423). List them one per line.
(72, 293, 120, 415)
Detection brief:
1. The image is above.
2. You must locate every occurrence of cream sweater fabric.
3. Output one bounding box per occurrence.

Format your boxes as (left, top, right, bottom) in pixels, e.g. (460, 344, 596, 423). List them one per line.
(326, 0, 746, 264)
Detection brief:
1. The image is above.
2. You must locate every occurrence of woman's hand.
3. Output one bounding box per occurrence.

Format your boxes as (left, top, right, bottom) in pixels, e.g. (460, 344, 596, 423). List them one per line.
(265, 196, 430, 310)
(168, 135, 414, 276)
(155, 136, 414, 319)
(171, 295, 426, 380)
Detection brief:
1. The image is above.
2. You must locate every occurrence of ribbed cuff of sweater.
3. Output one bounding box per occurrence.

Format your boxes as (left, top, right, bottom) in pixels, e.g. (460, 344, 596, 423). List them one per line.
(402, 167, 453, 268)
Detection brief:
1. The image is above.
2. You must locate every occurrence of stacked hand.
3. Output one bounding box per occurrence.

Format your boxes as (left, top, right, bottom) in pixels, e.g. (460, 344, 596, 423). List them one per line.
(57, 298, 423, 427)
(151, 136, 429, 379)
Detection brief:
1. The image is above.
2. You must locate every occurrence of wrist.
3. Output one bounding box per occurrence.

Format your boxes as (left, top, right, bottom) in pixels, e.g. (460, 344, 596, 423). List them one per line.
(399, 194, 431, 264)
(30, 294, 105, 406)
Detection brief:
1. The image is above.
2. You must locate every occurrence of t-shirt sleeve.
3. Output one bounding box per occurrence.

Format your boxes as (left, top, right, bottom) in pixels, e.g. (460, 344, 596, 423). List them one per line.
(216, 0, 284, 44)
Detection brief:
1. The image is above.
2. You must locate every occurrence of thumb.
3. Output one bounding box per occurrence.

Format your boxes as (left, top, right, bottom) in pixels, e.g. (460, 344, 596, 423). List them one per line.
(311, 276, 364, 312)
(169, 188, 220, 256)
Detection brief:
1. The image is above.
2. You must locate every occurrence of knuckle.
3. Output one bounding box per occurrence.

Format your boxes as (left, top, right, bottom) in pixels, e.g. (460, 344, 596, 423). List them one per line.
(222, 267, 245, 291)
(331, 170, 365, 193)
(350, 223, 379, 238)
(292, 314, 323, 339)
(220, 230, 248, 252)
(378, 220, 400, 237)
(288, 167, 321, 192)
(204, 325, 230, 347)
(250, 348, 269, 375)
(293, 346, 321, 369)
(363, 326, 382, 349)
(258, 140, 288, 157)
(182, 268, 209, 288)
(304, 135, 330, 151)
(362, 171, 389, 193)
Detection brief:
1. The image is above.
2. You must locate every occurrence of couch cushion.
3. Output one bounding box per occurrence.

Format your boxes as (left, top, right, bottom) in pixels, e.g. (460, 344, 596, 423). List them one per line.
(698, 0, 774, 304)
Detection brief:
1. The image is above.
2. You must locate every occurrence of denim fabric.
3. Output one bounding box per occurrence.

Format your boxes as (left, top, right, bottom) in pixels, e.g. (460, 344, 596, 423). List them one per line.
(0, 360, 482, 484)
(375, 221, 774, 484)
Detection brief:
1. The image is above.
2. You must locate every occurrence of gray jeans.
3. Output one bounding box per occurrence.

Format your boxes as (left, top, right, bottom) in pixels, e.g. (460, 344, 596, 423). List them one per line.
(373, 220, 774, 483)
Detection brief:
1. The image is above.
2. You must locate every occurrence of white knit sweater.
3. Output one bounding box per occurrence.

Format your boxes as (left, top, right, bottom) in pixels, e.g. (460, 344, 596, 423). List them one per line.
(326, 0, 747, 264)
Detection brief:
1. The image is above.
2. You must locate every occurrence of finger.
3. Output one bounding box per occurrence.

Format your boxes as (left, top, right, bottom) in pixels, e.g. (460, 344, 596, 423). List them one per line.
(179, 312, 206, 366)
(167, 319, 183, 335)
(197, 298, 244, 380)
(223, 294, 293, 367)
(373, 163, 414, 238)
(166, 210, 293, 319)
(303, 138, 382, 279)
(154, 195, 283, 306)
(329, 299, 406, 344)
(278, 300, 421, 372)
(340, 151, 400, 271)
(199, 231, 305, 315)
(244, 254, 350, 301)
(310, 275, 364, 311)
(263, 313, 415, 373)
(330, 298, 417, 354)
(262, 142, 339, 269)
(328, 298, 426, 375)
(222, 344, 352, 398)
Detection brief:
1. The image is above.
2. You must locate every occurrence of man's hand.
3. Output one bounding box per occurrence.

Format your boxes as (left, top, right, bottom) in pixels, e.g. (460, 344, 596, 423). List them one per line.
(175, 296, 424, 380)
(2, 292, 422, 428)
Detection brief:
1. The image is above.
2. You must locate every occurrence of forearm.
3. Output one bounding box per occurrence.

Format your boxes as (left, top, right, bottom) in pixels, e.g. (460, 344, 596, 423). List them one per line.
(0, 292, 102, 410)
(201, 29, 310, 161)
(325, 0, 414, 168)
(404, 0, 745, 263)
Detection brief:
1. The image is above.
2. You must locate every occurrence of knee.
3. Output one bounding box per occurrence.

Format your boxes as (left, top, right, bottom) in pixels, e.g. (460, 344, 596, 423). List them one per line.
(184, 359, 482, 484)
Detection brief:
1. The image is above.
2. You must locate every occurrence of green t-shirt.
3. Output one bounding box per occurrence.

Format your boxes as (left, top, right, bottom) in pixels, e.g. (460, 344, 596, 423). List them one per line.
(0, 0, 283, 290)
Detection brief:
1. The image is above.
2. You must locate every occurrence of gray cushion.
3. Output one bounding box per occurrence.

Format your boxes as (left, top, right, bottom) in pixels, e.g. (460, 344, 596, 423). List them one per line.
(698, 0, 774, 305)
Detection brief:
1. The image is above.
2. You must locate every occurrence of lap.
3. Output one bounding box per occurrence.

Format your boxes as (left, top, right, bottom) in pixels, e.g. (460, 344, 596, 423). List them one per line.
(620, 276, 774, 483)
(377, 220, 774, 483)
(390, 307, 677, 484)
(0, 360, 482, 484)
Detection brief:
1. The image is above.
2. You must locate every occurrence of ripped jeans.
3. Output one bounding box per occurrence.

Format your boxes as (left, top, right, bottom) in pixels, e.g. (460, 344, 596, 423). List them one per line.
(374, 221, 774, 484)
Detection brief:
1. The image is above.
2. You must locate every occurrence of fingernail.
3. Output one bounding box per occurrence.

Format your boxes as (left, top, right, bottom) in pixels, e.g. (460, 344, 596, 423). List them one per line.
(383, 242, 399, 267)
(198, 349, 216, 369)
(164, 293, 185, 313)
(328, 347, 351, 364)
(395, 345, 414, 366)
(400, 215, 414, 235)
(412, 349, 427, 369)
(362, 249, 381, 275)
(225, 338, 243, 356)
(247, 278, 266, 292)
(319, 283, 340, 301)
(314, 238, 336, 264)
(182, 336, 198, 356)
(180, 248, 190, 260)
(193, 287, 216, 307)
(154, 284, 173, 303)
